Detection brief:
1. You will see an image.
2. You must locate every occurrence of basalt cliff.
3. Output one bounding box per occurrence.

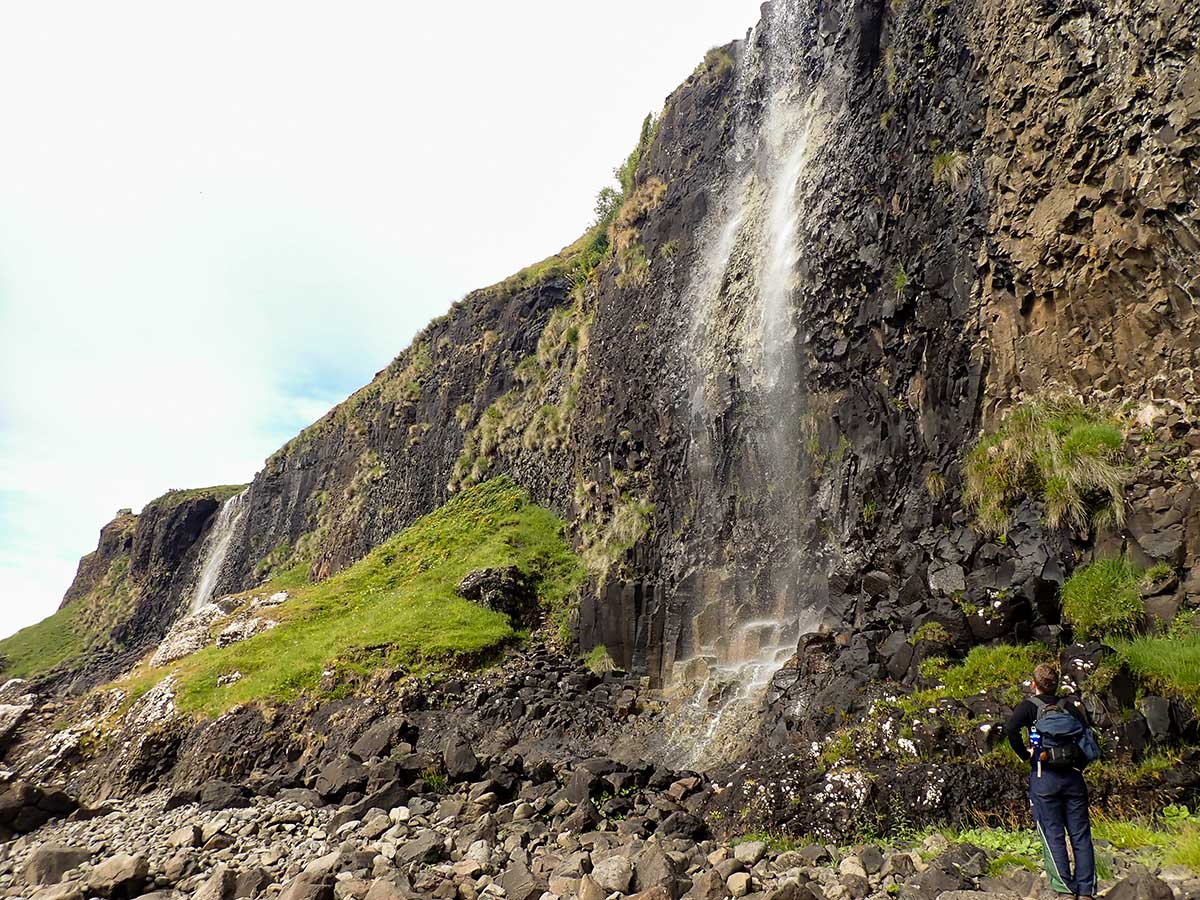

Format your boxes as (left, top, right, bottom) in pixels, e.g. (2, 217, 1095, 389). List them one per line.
(2, 0, 1200, 897)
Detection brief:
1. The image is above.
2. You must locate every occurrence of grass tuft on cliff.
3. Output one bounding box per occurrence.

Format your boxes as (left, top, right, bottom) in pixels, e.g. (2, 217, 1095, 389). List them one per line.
(1060, 555, 1146, 639)
(963, 396, 1127, 536)
(130, 477, 584, 717)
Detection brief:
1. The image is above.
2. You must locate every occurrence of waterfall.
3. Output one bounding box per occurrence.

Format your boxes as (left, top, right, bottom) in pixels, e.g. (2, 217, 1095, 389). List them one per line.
(668, 0, 834, 767)
(190, 489, 250, 612)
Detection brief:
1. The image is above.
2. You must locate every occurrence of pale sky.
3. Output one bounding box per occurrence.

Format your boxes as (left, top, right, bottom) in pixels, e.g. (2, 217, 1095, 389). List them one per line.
(0, 1, 762, 640)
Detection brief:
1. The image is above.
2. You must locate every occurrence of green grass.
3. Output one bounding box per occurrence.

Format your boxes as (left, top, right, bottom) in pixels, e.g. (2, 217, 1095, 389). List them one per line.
(733, 832, 803, 853)
(1061, 556, 1145, 639)
(1167, 829, 1200, 871)
(129, 478, 584, 716)
(1, 554, 134, 680)
(585, 644, 617, 674)
(1111, 633, 1200, 706)
(918, 643, 1051, 703)
(963, 396, 1127, 536)
(153, 484, 246, 510)
(944, 826, 1039, 866)
(0, 602, 90, 679)
(910, 622, 952, 645)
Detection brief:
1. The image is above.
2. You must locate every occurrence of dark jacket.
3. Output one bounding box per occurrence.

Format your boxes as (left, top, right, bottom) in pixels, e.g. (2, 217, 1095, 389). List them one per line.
(1005, 692, 1089, 764)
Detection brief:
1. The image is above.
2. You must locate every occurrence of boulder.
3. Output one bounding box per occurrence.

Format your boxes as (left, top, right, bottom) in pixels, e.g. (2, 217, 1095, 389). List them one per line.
(30, 884, 85, 900)
(166, 824, 201, 848)
(365, 878, 412, 900)
(278, 873, 335, 900)
(23, 844, 91, 886)
(316, 757, 368, 801)
(500, 857, 546, 900)
(443, 732, 480, 781)
(456, 566, 537, 625)
(765, 881, 823, 900)
(592, 854, 634, 893)
(193, 864, 237, 900)
(198, 780, 251, 811)
(634, 842, 685, 897)
(352, 717, 419, 761)
(86, 854, 149, 899)
(733, 841, 767, 866)
(630, 888, 676, 900)
(1105, 874, 1175, 900)
(728, 872, 753, 898)
(580, 874, 608, 900)
(394, 830, 445, 867)
(687, 869, 729, 900)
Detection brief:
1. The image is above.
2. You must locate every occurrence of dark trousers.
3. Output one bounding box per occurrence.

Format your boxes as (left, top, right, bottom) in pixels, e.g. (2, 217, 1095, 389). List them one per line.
(1030, 767, 1096, 896)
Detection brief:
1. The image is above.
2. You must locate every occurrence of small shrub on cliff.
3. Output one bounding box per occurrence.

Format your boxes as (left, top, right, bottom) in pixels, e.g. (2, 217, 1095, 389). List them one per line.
(585, 644, 617, 674)
(932, 149, 969, 191)
(701, 46, 735, 78)
(963, 396, 1128, 536)
(1060, 556, 1144, 638)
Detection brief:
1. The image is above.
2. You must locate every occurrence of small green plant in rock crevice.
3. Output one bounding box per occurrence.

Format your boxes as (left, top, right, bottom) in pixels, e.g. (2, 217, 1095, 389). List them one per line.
(963, 395, 1128, 536)
(933, 149, 970, 191)
(585, 644, 618, 674)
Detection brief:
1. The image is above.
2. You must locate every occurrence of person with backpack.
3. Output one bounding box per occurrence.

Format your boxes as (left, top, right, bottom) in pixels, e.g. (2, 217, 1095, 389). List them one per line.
(1005, 662, 1100, 900)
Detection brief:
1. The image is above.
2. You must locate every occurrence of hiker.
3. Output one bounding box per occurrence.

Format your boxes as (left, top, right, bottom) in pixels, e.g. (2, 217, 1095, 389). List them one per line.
(1005, 662, 1097, 900)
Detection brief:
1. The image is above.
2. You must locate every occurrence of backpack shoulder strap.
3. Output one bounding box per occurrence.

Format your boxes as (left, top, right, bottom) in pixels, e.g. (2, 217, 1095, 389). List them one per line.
(1030, 696, 1048, 711)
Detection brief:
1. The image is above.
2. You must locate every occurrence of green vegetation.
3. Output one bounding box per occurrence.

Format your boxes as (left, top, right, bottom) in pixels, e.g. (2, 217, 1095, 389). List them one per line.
(917, 643, 1050, 705)
(732, 832, 803, 854)
(925, 471, 947, 498)
(0, 603, 91, 680)
(945, 826, 1040, 873)
(892, 266, 910, 295)
(449, 300, 591, 493)
(932, 149, 969, 191)
(1111, 633, 1200, 707)
(963, 396, 1128, 536)
(580, 496, 654, 581)
(1, 547, 137, 680)
(819, 644, 1051, 769)
(129, 479, 584, 717)
(611, 178, 667, 288)
(1092, 810, 1200, 874)
(1060, 556, 1145, 639)
(909, 622, 952, 645)
(153, 484, 246, 510)
(585, 644, 617, 674)
(701, 46, 735, 78)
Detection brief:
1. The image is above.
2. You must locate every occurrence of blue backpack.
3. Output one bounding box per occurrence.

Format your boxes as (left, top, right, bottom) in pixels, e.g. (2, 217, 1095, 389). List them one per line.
(1031, 697, 1102, 769)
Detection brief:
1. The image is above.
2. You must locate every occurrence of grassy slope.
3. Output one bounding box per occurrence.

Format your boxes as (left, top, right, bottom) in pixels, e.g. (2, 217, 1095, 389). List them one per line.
(0, 602, 91, 680)
(128, 477, 583, 717)
(1, 555, 132, 680)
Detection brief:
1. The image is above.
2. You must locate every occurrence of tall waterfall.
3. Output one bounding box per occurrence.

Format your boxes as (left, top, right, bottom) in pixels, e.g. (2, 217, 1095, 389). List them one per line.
(668, 0, 834, 768)
(190, 489, 250, 612)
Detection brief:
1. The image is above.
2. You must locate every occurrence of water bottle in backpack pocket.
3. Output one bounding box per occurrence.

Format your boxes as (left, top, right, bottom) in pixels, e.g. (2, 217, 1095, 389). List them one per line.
(1031, 697, 1102, 769)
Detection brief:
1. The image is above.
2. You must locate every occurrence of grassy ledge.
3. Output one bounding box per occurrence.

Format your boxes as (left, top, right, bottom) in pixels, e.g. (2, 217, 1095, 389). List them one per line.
(122, 478, 584, 717)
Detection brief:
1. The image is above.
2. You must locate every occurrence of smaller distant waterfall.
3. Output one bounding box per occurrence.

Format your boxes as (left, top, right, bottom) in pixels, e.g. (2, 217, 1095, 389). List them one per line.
(190, 489, 250, 612)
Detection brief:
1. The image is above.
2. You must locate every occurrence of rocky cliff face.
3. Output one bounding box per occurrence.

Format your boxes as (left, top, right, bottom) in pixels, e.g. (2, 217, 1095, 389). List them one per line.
(27, 0, 1200, 769)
